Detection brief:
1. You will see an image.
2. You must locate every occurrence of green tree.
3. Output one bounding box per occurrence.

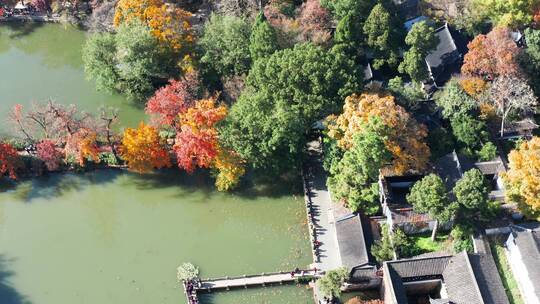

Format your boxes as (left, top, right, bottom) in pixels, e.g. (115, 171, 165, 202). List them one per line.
(404, 21, 439, 54)
(371, 224, 409, 262)
(320, 0, 375, 21)
(327, 118, 391, 214)
(363, 3, 402, 69)
(398, 49, 430, 83)
(477, 141, 498, 161)
(82, 32, 118, 93)
(317, 267, 348, 299)
(450, 223, 474, 253)
(520, 28, 540, 95)
(82, 20, 173, 102)
(249, 12, 279, 62)
(199, 13, 252, 78)
(450, 113, 488, 150)
(387, 76, 426, 110)
(453, 169, 496, 222)
(334, 13, 363, 53)
(434, 79, 478, 120)
(219, 43, 361, 172)
(399, 21, 439, 82)
(407, 174, 457, 241)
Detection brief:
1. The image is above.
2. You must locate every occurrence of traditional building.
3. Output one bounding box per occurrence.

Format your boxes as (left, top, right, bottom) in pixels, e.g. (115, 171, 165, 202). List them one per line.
(382, 249, 510, 303)
(335, 212, 380, 290)
(505, 223, 540, 304)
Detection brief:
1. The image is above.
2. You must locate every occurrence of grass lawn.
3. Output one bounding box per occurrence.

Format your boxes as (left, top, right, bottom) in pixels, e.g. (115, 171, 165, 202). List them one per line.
(402, 232, 450, 257)
(490, 240, 524, 304)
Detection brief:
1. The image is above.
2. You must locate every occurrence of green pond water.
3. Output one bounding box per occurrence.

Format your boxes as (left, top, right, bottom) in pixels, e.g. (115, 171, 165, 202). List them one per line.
(0, 170, 313, 304)
(0, 22, 145, 136)
(0, 22, 313, 304)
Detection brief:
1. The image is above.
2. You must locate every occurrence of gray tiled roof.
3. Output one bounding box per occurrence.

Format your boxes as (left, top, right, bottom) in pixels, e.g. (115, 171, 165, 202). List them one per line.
(335, 213, 370, 271)
(469, 253, 510, 304)
(443, 252, 484, 304)
(510, 224, 540, 297)
(470, 235, 510, 304)
(426, 24, 458, 69)
(384, 250, 509, 304)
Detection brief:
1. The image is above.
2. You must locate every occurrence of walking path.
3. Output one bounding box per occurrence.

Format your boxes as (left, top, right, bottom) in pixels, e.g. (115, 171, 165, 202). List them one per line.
(303, 139, 341, 271)
(196, 270, 321, 291)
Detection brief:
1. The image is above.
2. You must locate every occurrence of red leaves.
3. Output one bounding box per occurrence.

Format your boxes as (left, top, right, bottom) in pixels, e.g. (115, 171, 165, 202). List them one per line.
(462, 27, 522, 79)
(36, 140, 62, 171)
(145, 71, 200, 127)
(0, 143, 21, 180)
(173, 96, 227, 173)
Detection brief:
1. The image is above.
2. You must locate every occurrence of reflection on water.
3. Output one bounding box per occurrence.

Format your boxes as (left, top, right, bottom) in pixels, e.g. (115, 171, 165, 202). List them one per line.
(0, 170, 311, 304)
(0, 23, 145, 137)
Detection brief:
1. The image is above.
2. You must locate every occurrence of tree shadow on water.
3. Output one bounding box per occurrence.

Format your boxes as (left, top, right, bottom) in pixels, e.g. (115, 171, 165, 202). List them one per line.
(0, 256, 31, 304)
(2, 21, 45, 39)
(4, 169, 123, 203)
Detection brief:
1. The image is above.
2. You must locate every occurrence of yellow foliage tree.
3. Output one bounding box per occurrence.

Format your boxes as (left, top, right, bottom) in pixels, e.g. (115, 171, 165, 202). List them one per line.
(327, 93, 430, 175)
(114, 0, 193, 53)
(213, 148, 245, 191)
(504, 136, 540, 217)
(460, 77, 487, 100)
(120, 122, 171, 173)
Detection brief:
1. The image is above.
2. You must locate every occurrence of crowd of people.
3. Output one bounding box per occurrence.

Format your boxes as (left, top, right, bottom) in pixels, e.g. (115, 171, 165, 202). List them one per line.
(183, 279, 201, 304)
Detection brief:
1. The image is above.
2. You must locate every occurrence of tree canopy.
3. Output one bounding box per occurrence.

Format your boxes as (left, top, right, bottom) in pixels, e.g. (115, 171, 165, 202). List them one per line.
(399, 21, 439, 82)
(328, 118, 391, 214)
(83, 20, 175, 101)
(249, 12, 279, 62)
(199, 14, 252, 78)
(504, 137, 540, 218)
(453, 169, 495, 222)
(119, 122, 171, 173)
(462, 26, 522, 80)
(327, 93, 430, 175)
(363, 3, 403, 69)
(219, 43, 361, 172)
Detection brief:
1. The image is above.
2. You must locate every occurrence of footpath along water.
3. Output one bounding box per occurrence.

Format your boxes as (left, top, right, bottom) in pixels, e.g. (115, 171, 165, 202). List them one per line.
(0, 170, 312, 304)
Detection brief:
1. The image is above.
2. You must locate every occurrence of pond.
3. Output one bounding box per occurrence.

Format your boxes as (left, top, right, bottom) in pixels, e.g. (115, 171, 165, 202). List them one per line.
(0, 22, 313, 304)
(0, 170, 313, 304)
(0, 22, 145, 137)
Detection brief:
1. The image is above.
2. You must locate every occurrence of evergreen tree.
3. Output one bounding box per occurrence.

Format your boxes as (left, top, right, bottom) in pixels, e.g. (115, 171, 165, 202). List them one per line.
(363, 3, 403, 69)
(249, 12, 279, 62)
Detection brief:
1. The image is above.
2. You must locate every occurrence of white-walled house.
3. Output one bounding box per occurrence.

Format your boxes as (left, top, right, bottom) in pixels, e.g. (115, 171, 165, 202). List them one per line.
(505, 224, 540, 304)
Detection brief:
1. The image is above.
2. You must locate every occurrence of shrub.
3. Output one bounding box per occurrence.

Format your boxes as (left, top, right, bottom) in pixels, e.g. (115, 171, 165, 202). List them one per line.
(99, 152, 119, 166)
(176, 263, 199, 283)
(477, 142, 498, 161)
(317, 267, 348, 298)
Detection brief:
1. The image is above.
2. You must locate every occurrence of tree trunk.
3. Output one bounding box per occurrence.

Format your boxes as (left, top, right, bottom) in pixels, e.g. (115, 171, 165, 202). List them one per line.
(431, 219, 439, 242)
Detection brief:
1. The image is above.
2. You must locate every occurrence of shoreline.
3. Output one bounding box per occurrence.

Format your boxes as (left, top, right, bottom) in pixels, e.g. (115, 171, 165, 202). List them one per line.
(0, 15, 62, 23)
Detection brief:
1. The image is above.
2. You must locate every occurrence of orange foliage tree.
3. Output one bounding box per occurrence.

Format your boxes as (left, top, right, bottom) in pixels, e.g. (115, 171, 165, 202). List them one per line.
(114, 0, 193, 53)
(460, 76, 488, 100)
(0, 142, 21, 180)
(327, 93, 430, 175)
(65, 129, 101, 167)
(120, 122, 171, 173)
(174, 96, 227, 173)
(173, 95, 245, 190)
(504, 136, 540, 218)
(461, 27, 522, 80)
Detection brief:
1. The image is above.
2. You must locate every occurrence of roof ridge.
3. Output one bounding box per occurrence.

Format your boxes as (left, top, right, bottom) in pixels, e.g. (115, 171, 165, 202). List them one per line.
(386, 255, 453, 265)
